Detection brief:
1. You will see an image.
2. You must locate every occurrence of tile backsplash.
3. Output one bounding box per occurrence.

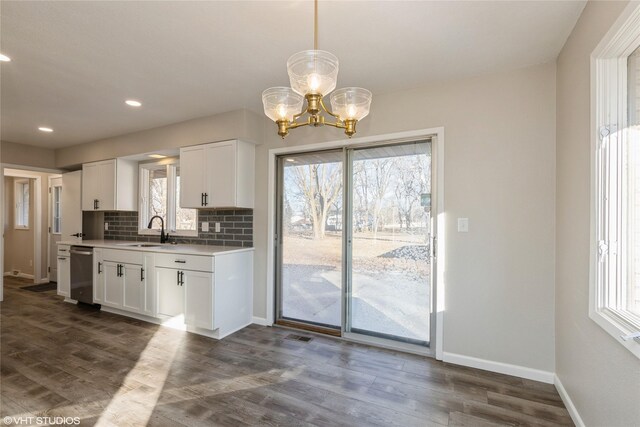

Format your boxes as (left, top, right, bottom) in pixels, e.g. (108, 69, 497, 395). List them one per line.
(103, 209, 253, 247)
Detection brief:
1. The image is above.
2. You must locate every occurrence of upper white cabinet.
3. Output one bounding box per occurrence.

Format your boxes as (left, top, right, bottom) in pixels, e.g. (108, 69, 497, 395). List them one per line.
(82, 159, 138, 211)
(179, 140, 254, 209)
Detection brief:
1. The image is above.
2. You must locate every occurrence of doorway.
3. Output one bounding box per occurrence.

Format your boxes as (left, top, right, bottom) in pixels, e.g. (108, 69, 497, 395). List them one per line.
(48, 176, 63, 281)
(275, 139, 436, 352)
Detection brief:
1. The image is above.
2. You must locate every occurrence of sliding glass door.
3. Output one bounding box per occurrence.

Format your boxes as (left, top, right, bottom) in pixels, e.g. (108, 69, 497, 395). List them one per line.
(276, 151, 343, 331)
(276, 140, 434, 348)
(346, 142, 432, 345)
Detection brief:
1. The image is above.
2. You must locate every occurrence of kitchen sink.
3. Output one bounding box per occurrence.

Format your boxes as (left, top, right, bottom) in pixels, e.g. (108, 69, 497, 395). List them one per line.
(124, 243, 162, 248)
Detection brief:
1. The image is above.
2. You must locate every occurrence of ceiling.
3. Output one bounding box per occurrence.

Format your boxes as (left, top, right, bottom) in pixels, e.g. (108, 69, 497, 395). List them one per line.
(0, 1, 585, 149)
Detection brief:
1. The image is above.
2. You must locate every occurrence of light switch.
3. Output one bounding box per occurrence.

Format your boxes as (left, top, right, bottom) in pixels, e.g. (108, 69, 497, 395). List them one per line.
(215, 222, 221, 233)
(201, 222, 209, 232)
(457, 218, 469, 232)
(104, 222, 109, 231)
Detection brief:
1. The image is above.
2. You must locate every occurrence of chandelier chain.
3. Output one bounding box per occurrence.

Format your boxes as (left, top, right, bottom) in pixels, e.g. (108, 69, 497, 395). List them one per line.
(314, 0, 318, 50)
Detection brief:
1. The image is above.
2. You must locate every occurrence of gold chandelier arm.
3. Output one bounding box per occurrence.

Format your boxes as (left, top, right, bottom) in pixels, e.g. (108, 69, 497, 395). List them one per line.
(323, 120, 346, 130)
(319, 97, 340, 119)
(288, 120, 310, 130)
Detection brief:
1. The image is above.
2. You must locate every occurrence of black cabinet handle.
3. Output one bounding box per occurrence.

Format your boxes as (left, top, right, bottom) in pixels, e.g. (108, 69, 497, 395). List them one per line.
(98, 262, 102, 274)
(201, 193, 205, 206)
(141, 268, 145, 281)
(174, 260, 186, 264)
(96, 199, 100, 210)
(180, 271, 184, 286)
(58, 257, 66, 261)
(117, 264, 123, 277)
(176, 270, 181, 286)
(204, 193, 208, 206)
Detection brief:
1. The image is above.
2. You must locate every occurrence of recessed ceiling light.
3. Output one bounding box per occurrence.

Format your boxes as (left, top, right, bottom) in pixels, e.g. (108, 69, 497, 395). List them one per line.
(0, 53, 11, 62)
(125, 99, 142, 107)
(148, 154, 167, 159)
(38, 127, 53, 132)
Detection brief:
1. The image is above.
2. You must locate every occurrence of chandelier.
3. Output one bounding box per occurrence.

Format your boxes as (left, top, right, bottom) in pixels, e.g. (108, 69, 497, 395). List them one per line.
(262, 0, 372, 139)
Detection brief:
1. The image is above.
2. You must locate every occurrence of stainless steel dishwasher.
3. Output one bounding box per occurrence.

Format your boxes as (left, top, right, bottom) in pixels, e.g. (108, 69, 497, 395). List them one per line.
(70, 246, 94, 304)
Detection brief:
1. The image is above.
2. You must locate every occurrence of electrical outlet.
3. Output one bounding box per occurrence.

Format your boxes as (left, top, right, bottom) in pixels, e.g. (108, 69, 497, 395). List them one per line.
(104, 222, 109, 231)
(201, 222, 209, 232)
(457, 218, 469, 232)
(215, 222, 221, 233)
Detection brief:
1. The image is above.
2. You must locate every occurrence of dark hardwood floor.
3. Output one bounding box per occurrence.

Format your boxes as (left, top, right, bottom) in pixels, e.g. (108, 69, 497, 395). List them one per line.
(0, 276, 573, 426)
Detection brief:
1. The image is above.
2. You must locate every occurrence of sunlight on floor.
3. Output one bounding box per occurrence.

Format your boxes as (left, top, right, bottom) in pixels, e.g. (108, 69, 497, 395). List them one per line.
(95, 323, 185, 426)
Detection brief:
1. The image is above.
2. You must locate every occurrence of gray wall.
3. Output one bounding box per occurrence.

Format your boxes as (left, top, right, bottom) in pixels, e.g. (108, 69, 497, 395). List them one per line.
(556, 1, 640, 426)
(255, 61, 558, 373)
(0, 140, 57, 170)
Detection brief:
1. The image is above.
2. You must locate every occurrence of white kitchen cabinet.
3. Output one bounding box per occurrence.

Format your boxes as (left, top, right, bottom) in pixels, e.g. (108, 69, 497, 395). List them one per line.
(179, 140, 254, 209)
(156, 267, 185, 317)
(93, 248, 104, 303)
(122, 264, 145, 313)
(103, 261, 123, 307)
(57, 254, 70, 298)
(82, 159, 138, 211)
(184, 270, 214, 329)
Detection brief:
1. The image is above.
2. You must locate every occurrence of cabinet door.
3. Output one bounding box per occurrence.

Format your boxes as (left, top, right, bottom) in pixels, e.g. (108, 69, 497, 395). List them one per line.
(180, 146, 206, 208)
(184, 270, 214, 329)
(93, 250, 104, 303)
(122, 264, 144, 313)
(141, 255, 155, 317)
(205, 142, 236, 208)
(97, 160, 116, 211)
(57, 256, 70, 297)
(156, 267, 184, 317)
(81, 163, 99, 211)
(103, 261, 123, 308)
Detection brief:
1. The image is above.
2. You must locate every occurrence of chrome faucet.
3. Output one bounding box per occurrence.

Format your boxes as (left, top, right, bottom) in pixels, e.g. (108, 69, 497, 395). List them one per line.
(148, 215, 170, 243)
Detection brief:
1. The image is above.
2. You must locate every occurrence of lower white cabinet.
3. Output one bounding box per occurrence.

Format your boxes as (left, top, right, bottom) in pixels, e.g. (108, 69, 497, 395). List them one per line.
(57, 255, 70, 297)
(93, 249, 104, 303)
(157, 267, 185, 317)
(83, 244, 253, 339)
(156, 266, 214, 329)
(184, 270, 214, 330)
(100, 250, 154, 316)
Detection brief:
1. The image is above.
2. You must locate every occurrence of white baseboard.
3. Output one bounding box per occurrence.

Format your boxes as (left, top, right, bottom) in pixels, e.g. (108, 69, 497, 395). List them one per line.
(4, 271, 35, 279)
(442, 352, 555, 384)
(252, 316, 270, 326)
(554, 374, 585, 427)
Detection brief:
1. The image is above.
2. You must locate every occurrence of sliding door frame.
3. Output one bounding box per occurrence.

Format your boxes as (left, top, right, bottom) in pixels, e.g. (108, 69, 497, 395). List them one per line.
(266, 127, 445, 360)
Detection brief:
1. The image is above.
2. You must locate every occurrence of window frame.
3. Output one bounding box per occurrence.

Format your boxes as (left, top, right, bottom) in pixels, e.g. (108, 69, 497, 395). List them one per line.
(52, 185, 62, 235)
(14, 179, 30, 230)
(590, 3, 640, 359)
(138, 159, 198, 237)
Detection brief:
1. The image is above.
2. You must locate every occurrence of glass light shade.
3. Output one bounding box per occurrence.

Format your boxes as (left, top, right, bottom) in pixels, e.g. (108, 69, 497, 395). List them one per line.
(287, 50, 339, 96)
(262, 87, 304, 122)
(329, 87, 372, 121)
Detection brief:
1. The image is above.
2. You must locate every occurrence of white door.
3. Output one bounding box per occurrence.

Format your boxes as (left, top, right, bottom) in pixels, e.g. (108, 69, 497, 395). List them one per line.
(49, 177, 62, 281)
(156, 267, 184, 317)
(62, 171, 83, 241)
(97, 160, 116, 211)
(206, 142, 236, 208)
(179, 146, 206, 208)
(184, 270, 214, 329)
(122, 263, 144, 313)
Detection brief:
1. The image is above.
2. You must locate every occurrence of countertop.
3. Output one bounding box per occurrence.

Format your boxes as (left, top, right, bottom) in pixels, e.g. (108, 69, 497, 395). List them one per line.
(57, 240, 254, 256)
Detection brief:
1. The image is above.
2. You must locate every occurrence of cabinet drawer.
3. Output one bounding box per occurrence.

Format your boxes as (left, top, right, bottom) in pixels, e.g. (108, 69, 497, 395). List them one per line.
(57, 245, 71, 256)
(103, 249, 144, 265)
(154, 253, 214, 272)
